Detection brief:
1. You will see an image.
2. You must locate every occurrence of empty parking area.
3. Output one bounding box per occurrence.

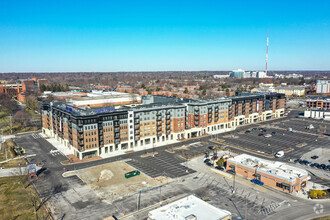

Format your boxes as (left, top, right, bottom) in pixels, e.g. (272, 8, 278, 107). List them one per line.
(126, 151, 195, 178)
(272, 118, 330, 135)
(220, 125, 329, 158)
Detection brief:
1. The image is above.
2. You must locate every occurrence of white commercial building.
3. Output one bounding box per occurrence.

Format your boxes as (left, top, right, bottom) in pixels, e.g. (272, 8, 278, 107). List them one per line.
(304, 109, 330, 120)
(148, 195, 232, 220)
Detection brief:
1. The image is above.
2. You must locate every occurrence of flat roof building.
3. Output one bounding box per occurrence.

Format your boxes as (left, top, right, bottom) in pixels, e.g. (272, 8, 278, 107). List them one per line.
(148, 195, 231, 220)
(41, 93, 285, 160)
(227, 154, 310, 193)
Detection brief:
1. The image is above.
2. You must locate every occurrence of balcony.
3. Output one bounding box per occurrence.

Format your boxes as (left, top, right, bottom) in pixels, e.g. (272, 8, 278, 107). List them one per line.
(156, 112, 161, 116)
(166, 125, 171, 130)
(135, 119, 140, 124)
(135, 130, 140, 135)
(166, 115, 170, 119)
(166, 120, 170, 125)
(157, 127, 162, 132)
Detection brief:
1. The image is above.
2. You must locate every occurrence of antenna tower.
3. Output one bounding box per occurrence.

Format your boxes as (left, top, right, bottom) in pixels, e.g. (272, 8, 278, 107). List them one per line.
(265, 30, 269, 83)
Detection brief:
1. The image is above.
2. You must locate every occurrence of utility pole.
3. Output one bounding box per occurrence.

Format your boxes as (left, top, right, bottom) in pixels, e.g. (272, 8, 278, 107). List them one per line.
(0, 129, 3, 152)
(10, 114, 13, 135)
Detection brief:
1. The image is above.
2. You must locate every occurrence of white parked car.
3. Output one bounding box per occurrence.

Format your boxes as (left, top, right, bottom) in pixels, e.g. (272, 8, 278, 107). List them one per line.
(264, 134, 272, 138)
(275, 151, 284, 158)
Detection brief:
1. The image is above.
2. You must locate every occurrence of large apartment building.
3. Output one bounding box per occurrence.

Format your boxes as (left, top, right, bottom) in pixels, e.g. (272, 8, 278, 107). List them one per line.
(41, 93, 285, 159)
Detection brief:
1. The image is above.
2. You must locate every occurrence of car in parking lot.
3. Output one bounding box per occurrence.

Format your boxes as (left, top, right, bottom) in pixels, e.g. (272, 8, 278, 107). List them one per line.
(271, 131, 277, 135)
(252, 128, 258, 131)
(294, 159, 302, 163)
(251, 179, 264, 186)
(319, 164, 326, 169)
(264, 134, 272, 138)
(215, 166, 224, 171)
(258, 133, 264, 136)
(204, 158, 210, 163)
(311, 163, 319, 168)
(311, 155, 319, 160)
(306, 161, 313, 166)
(206, 162, 214, 167)
(245, 130, 251, 134)
(226, 170, 236, 175)
(275, 151, 284, 158)
(300, 160, 309, 165)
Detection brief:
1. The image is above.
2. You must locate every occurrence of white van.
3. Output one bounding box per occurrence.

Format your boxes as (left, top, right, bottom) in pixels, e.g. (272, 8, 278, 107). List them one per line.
(275, 151, 284, 158)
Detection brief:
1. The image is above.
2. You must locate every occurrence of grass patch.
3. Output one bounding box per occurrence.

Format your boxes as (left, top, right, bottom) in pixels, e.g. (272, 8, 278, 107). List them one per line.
(0, 176, 49, 220)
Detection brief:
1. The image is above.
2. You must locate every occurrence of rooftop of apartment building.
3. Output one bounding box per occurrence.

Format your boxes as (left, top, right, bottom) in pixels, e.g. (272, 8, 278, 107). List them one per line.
(148, 195, 231, 220)
(306, 97, 330, 101)
(228, 154, 309, 182)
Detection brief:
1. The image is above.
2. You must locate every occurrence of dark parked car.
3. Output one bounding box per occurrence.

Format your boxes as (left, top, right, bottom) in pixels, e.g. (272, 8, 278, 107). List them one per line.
(204, 159, 210, 163)
(206, 162, 214, 167)
(319, 164, 326, 169)
(294, 159, 302, 163)
(251, 179, 264, 186)
(311, 163, 319, 168)
(226, 170, 236, 175)
(271, 132, 277, 135)
(245, 130, 251, 134)
(252, 128, 258, 131)
(300, 160, 308, 165)
(258, 133, 264, 136)
(215, 166, 224, 171)
(311, 156, 319, 159)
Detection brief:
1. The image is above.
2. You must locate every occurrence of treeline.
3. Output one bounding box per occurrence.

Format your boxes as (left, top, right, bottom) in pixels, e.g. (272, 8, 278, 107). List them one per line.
(40, 84, 69, 93)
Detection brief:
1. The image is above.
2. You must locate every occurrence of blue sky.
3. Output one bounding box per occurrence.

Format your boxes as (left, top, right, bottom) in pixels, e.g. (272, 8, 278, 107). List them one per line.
(0, 0, 329, 72)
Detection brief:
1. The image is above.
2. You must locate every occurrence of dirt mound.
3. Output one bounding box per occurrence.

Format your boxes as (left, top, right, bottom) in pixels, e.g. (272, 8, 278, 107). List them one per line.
(99, 170, 114, 181)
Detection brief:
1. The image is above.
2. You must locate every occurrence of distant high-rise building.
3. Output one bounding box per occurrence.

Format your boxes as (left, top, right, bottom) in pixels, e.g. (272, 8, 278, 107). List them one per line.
(230, 69, 245, 78)
(230, 69, 267, 78)
(316, 80, 330, 94)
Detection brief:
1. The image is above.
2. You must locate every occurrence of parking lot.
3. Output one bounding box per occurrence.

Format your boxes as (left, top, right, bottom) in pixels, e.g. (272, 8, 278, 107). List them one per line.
(126, 151, 196, 178)
(219, 119, 329, 160)
(274, 118, 330, 135)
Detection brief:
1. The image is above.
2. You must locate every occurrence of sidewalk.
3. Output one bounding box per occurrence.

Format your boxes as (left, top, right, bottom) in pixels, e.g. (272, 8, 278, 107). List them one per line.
(44, 136, 73, 156)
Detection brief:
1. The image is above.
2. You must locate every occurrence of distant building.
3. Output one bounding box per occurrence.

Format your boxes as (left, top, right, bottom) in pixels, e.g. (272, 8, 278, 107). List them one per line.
(213, 74, 230, 79)
(306, 98, 330, 110)
(226, 154, 309, 193)
(230, 69, 245, 78)
(67, 92, 141, 107)
(274, 86, 305, 96)
(230, 69, 267, 78)
(316, 80, 330, 95)
(148, 195, 232, 220)
(273, 73, 303, 79)
(0, 78, 48, 101)
(304, 109, 330, 120)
